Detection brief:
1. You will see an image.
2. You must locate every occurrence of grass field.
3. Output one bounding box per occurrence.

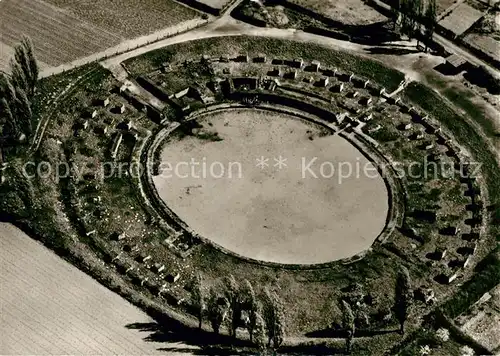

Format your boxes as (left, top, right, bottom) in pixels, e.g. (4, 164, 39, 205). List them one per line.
(0, 223, 195, 355)
(289, 0, 386, 25)
(154, 109, 388, 264)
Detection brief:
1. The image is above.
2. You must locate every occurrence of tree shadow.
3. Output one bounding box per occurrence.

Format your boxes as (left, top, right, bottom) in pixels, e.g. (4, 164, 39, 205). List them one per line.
(305, 327, 399, 338)
(126, 321, 254, 355)
(463, 68, 500, 95)
(126, 321, 367, 355)
(433, 63, 462, 76)
(366, 47, 420, 56)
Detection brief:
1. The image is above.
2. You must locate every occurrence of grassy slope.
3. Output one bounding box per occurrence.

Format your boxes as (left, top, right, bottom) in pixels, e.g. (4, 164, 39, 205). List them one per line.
(402, 82, 500, 206)
(402, 82, 500, 318)
(124, 36, 405, 91)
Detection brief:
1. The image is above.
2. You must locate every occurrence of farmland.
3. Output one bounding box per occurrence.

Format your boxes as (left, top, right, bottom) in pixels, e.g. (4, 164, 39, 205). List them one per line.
(463, 11, 500, 63)
(0, 0, 201, 71)
(0, 0, 122, 67)
(0, 223, 195, 355)
(43, 0, 201, 38)
(438, 1, 485, 36)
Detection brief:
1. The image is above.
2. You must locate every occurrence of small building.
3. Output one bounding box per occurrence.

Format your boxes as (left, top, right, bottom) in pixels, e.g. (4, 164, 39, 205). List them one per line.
(94, 124, 108, 136)
(318, 77, 329, 87)
(449, 256, 472, 269)
(435, 270, 460, 285)
(360, 96, 372, 105)
(411, 209, 437, 223)
(331, 83, 344, 93)
(117, 119, 133, 131)
(426, 248, 447, 261)
(349, 73, 355, 82)
(135, 253, 152, 264)
(233, 77, 259, 90)
(414, 287, 435, 304)
(427, 125, 440, 135)
(461, 232, 480, 242)
(293, 58, 304, 69)
(364, 80, 370, 88)
(399, 122, 413, 130)
(285, 70, 298, 80)
(144, 279, 161, 296)
(311, 60, 321, 72)
(82, 109, 98, 119)
(220, 55, 230, 62)
(111, 231, 126, 241)
(269, 67, 282, 77)
(165, 272, 181, 284)
(445, 53, 469, 73)
(75, 119, 89, 131)
(253, 55, 266, 63)
(235, 54, 249, 63)
(151, 263, 165, 273)
(439, 226, 460, 236)
(94, 97, 110, 107)
(457, 244, 477, 256)
(113, 104, 126, 114)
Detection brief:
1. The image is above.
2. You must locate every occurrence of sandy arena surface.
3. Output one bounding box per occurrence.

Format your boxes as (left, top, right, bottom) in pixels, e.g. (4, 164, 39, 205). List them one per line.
(0, 223, 196, 355)
(153, 109, 388, 264)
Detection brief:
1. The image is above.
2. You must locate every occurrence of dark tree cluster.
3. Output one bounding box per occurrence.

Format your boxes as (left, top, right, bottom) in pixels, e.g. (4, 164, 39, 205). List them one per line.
(192, 274, 285, 351)
(0, 36, 39, 159)
(392, 0, 437, 50)
(337, 266, 413, 354)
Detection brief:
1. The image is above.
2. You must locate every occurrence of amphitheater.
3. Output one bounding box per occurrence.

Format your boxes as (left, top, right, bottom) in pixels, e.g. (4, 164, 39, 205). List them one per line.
(5, 34, 496, 353)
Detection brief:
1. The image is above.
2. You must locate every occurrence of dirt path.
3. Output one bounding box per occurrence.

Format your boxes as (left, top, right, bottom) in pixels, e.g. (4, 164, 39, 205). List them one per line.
(0, 223, 197, 355)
